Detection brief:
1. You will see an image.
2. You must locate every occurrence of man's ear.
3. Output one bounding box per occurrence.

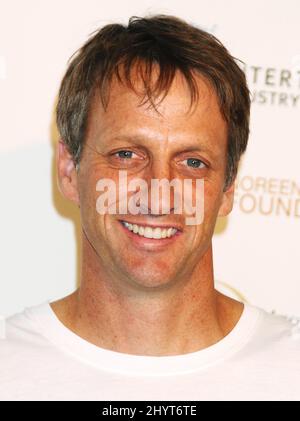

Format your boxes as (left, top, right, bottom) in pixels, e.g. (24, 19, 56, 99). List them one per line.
(56, 140, 80, 205)
(218, 179, 235, 217)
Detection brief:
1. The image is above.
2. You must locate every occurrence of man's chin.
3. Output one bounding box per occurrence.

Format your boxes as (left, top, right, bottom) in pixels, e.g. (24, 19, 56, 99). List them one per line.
(113, 260, 180, 291)
(127, 275, 177, 291)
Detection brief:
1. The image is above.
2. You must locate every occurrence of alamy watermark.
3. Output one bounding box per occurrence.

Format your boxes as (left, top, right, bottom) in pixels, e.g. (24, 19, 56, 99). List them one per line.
(95, 170, 204, 225)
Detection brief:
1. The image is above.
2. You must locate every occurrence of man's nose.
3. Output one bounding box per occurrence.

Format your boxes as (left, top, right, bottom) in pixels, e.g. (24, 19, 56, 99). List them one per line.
(144, 159, 177, 216)
(148, 158, 172, 181)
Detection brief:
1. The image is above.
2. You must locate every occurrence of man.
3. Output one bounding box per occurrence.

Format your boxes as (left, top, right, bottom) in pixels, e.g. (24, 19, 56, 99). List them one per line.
(1, 15, 299, 401)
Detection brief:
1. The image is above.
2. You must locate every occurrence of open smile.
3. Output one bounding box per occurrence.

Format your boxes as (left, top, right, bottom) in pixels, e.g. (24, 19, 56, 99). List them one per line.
(121, 221, 178, 239)
(118, 220, 182, 249)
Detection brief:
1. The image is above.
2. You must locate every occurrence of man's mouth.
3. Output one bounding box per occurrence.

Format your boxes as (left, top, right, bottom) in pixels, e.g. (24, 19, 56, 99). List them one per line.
(120, 221, 178, 240)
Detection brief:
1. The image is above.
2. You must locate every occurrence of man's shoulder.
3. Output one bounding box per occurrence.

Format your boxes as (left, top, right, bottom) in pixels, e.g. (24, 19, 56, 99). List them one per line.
(0, 303, 50, 355)
(0, 303, 79, 401)
(258, 307, 300, 340)
(246, 305, 300, 361)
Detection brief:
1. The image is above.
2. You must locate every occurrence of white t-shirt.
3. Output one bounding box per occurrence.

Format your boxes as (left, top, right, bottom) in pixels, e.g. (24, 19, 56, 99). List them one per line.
(0, 301, 299, 401)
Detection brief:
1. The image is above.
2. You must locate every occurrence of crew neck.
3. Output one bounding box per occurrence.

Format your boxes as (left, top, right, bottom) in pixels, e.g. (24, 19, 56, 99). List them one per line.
(25, 301, 262, 376)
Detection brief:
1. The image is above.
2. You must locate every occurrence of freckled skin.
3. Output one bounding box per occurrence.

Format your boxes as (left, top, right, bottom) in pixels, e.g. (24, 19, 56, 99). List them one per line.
(53, 67, 243, 356)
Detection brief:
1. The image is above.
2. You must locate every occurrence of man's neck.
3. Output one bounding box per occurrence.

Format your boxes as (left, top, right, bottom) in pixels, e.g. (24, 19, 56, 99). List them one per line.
(50, 245, 244, 356)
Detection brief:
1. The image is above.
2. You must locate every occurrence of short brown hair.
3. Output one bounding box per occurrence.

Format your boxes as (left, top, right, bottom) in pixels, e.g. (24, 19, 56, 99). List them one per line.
(56, 14, 250, 189)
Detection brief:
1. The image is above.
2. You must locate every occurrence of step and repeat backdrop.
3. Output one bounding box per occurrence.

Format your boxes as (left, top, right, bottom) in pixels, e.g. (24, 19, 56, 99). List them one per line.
(0, 0, 299, 317)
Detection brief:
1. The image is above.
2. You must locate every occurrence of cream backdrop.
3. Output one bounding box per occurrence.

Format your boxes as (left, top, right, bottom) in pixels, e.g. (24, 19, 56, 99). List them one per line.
(0, 0, 299, 317)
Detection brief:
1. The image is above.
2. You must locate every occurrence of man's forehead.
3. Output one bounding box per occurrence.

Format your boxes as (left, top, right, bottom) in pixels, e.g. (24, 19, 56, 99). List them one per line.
(91, 69, 222, 124)
(85, 72, 227, 159)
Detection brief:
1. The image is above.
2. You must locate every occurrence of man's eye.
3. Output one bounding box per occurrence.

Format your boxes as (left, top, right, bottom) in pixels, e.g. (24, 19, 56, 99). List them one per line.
(115, 150, 134, 159)
(185, 158, 206, 168)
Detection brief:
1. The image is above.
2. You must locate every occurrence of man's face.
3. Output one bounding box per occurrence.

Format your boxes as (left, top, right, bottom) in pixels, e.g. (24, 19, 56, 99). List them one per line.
(59, 69, 234, 290)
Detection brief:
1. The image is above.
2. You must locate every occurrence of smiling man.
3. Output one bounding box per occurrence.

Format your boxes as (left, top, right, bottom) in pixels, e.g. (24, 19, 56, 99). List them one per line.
(1, 15, 299, 401)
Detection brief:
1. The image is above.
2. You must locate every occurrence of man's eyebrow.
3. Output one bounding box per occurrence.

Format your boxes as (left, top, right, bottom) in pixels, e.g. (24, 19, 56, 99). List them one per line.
(175, 145, 217, 155)
(105, 134, 220, 158)
(107, 134, 158, 144)
(107, 135, 141, 142)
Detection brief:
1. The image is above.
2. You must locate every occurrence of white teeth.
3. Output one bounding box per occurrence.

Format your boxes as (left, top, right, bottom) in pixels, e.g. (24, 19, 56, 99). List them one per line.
(144, 227, 153, 239)
(152, 228, 162, 239)
(122, 221, 178, 239)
